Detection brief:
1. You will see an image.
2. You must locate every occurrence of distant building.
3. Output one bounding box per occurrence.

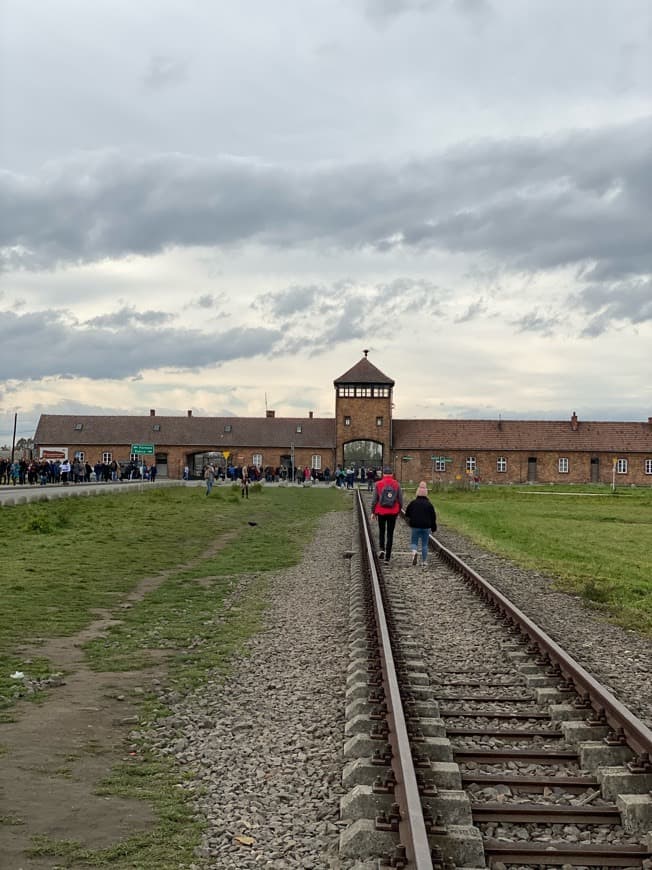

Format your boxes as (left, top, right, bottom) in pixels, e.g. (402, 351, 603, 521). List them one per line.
(33, 353, 652, 485)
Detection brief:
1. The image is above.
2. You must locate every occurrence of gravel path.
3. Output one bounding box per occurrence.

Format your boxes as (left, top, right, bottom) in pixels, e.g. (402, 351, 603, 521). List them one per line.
(432, 523, 652, 730)
(151, 508, 352, 869)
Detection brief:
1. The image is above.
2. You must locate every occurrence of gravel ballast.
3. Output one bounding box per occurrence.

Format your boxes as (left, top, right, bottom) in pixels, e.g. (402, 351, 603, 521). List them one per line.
(153, 508, 352, 869)
(434, 524, 652, 729)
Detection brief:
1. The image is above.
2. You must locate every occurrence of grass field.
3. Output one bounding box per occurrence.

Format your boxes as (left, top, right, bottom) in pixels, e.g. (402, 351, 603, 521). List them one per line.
(413, 483, 652, 634)
(0, 484, 349, 868)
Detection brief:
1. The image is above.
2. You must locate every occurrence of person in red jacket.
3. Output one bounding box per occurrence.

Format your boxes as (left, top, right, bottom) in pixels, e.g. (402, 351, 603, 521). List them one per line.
(371, 466, 403, 564)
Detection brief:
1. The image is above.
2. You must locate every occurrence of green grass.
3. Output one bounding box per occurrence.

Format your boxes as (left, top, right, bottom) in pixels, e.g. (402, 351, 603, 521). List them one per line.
(415, 484, 652, 633)
(0, 484, 348, 868)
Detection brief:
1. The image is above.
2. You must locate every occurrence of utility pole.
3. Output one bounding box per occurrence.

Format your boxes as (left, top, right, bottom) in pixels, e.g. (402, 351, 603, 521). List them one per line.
(10, 413, 17, 463)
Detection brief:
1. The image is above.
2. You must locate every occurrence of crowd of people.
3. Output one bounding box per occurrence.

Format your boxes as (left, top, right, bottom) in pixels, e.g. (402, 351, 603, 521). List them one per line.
(196, 463, 385, 488)
(0, 457, 157, 486)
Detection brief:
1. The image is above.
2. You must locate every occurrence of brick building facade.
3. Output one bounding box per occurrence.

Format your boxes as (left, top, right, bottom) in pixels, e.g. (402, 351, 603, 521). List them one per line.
(33, 354, 652, 486)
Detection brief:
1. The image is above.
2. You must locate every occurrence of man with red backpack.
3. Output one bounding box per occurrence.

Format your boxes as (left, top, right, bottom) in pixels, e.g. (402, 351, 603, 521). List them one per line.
(371, 465, 403, 565)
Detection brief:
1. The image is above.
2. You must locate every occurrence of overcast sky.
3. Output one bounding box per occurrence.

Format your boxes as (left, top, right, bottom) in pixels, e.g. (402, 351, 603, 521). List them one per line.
(1, 0, 651, 444)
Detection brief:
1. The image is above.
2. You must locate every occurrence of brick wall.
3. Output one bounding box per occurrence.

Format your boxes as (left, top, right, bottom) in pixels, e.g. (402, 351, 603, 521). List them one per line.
(389, 449, 652, 486)
(335, 394, 393, 467)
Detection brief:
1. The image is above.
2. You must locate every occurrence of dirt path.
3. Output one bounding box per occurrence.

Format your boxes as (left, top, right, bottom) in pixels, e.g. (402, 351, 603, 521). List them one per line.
(0, 533, 235, 870)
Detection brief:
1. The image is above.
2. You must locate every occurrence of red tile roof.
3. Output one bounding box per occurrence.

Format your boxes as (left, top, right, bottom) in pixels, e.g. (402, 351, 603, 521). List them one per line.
(34, 415, 336, 449)
(392, 418, 652, 453)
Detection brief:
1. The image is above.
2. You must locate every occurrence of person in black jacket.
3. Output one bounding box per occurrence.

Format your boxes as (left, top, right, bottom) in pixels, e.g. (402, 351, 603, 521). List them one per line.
(404, 481, 437, 568)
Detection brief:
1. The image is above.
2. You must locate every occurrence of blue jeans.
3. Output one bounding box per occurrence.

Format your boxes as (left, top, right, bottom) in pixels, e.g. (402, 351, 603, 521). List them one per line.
(411, 527, 430, 562)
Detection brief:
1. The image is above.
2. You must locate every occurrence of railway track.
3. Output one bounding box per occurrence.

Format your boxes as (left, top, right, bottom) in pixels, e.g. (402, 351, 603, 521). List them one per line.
(340, 491, 652, 869)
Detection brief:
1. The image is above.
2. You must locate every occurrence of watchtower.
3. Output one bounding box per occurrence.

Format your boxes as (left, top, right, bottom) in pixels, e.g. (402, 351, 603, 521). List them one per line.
(333, 351, 395, 470)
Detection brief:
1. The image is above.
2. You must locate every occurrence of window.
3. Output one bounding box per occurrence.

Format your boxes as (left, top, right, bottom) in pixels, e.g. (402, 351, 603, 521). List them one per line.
(224, 424, 232, 433)
(252, 453, 262, 468)
(311, 454, 322, 469)
(338, 386, 355, 397)
(73, 422, 83, 430)
(497, 457, 507, 473)
(344, 416, 351, 426)
(617, 458, 628, 474)
(74, 451, 85, 461)
(376, 416, 383, 427)
(355, 387, 372, 397)
(296, 425, 302, 433)
(102, 451, 112, 463)
(558, 457, 569, 473)
(465, 456, 477, 472)
(646, 459, 652, 475)
(435, 458, 446, 472)
(373, 387, 390, 397)
(153, 424, 161, 431)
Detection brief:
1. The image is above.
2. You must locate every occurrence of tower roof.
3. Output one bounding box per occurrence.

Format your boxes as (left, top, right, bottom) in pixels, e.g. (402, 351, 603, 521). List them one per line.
(334, 355, 395, 386)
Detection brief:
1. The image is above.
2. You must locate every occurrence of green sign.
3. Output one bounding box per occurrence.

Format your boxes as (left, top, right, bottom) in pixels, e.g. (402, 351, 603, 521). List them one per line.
(402, 455, 412, 461)
(131, 443, 154, 455)
(432, 456, 453, 463)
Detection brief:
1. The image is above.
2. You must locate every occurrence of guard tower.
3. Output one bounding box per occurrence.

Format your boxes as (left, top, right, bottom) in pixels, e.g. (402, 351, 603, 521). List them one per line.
(333, 351, 395, 470)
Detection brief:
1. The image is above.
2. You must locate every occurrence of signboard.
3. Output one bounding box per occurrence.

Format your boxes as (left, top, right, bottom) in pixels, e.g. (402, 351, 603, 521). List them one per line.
(131, 443, 154, 455)
(40, 447, 68, 460)
(431, 456, 453, 462)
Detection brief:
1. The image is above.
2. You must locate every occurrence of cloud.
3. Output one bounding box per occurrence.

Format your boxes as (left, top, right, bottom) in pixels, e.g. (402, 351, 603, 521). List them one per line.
(512, 311, 562, 336)
(1, 116, 650, 337)
(455, 297, 487, 323)
(572, 278, 652, 336)
(0, 309, 282, 379)
(142, 55, 189, 90)
(86, 306, 174, 328)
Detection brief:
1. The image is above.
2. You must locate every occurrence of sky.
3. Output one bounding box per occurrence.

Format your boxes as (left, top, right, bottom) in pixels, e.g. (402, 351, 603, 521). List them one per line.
(1, 0, 651, 445)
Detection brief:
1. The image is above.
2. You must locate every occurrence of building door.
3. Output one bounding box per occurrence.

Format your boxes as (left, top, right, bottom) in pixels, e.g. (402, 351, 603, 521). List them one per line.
(280, 454, 292, 481)
(527, 457, 537, 482)
(155, 452, 168, 478)
(591, 457, 599, 483)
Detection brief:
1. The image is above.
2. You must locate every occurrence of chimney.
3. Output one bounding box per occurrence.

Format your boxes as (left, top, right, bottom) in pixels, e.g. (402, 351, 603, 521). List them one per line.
(309, 411, 313, 419)
(149, 409, 155, 416)
(187, 410, 192, 417)
(571, 411, 578, 431)
(266, 410, 275, 418)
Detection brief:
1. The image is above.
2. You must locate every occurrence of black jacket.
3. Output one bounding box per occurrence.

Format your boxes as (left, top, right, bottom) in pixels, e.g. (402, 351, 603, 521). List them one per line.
(405, 496, 437, 531)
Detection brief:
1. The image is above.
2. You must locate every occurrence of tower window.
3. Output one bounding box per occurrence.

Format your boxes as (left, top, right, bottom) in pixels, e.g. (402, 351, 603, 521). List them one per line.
(344, 416, 351, 426)
(376, 416, 383, 426)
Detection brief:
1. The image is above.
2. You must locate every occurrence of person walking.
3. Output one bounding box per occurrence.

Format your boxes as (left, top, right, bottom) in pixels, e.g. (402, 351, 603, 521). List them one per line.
(405, 481, 437, 569)
(371, 466, 403, 565)
(204, 463, 215, 495)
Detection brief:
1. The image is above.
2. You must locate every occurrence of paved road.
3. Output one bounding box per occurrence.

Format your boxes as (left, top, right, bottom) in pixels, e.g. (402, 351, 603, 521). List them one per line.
(0, 479, 182, 506)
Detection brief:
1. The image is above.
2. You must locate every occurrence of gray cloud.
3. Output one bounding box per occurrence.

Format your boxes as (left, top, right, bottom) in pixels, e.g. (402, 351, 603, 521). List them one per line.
(512, 311, 562, 337)
(572, 278, 652, 336)
(1, 117, 650, 338)
(262, 277, 447, 356)
(143, 55, 189, 90)
(455, 297, 487, 323)
(260, 285, 321, 317)
(0, 309, 282, 380)
(86, 306, 174, 328)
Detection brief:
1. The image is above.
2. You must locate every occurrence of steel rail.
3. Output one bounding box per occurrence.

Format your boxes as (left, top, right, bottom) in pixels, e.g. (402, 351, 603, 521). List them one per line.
(356, 492, 434, 869)
(430, 535, 652, 763)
